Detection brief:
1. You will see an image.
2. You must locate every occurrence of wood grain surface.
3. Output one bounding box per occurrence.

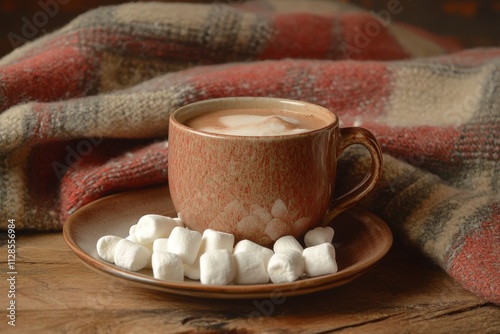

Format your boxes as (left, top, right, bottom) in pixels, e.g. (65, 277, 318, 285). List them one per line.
(0, 232, 498, 333)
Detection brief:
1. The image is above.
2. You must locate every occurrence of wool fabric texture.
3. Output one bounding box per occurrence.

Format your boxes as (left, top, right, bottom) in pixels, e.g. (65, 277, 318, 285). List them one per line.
(0, 0, 498, 304)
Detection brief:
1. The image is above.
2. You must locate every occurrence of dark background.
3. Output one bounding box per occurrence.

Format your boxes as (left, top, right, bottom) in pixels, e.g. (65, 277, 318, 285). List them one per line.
(1, 0, 499, 58)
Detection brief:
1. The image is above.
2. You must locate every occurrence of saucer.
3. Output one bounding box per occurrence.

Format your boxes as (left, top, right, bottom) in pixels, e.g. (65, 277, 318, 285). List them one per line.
(63, 186, 392, 299)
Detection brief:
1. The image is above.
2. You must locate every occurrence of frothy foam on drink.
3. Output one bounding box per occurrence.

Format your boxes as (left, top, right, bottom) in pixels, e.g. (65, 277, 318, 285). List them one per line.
(197, 114, 310, 136)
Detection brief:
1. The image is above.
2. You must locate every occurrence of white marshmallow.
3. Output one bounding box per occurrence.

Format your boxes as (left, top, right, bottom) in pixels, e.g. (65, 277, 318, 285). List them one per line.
(184, 228, 235, 281)
(177, 229, 229, 280)
(96, 235, 122, 263)
(126, 233, 139, 243)
(113, 239, 150, 272)
(184, 255, 201, 280)
(273, 235, 303, 254)
(233, 239, 274, 268)
(304, 226, 335, 247)
(152, 238, 169, 252)
(135, 214, 178, 244)
(200, 249, 235, 285)
(303, 243, 338, 277)
(173, 217, 184, 227)
(183, 229, 234, 281)
(141, 242, 154, 269)
(181, 229, 233, 281)
(129, 224, 137, 235)
(124, 232, 153, 268)
(151, 251, 184, 281)
(233, 251, 269, 284)
(141, 242, 153, 252)
(201, 229, 235, 253)
(267, 249, 304, 283)
(167, 227, 202, 265)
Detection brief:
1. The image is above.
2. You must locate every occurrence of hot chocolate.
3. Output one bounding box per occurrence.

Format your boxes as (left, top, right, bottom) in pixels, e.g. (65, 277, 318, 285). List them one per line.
(185, 108, 327, 136)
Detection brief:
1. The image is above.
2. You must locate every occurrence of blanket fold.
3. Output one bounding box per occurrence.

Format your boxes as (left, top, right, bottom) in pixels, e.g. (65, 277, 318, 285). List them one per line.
(0, 0, 498, 304)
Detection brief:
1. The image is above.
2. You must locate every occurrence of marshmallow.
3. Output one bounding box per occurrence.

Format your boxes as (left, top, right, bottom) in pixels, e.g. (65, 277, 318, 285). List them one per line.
(152, 238, 169, 252)
(124, 231, 154, 269)
(183, 229, 235, 281)
(184, 227, 235, 281)
(177, 212, 184, 222)
(126, 233, 139, 243)
(304, 226, 335, 247)
(273, 235, 303, 254)
(233, 239, 274, 268)
(200, 249, 235, 285)
(173, 217, 184, 227)
(265, 218, 289, 241)
(271, 199, 288, 218)
(167, 227, 202, 265)
(135, 214, 178, 244)
(113, 239, 150, 271)
(96, 235, 122, 263)
(151, 251, 184, 281)
(129, 224, 137, 235)
(233, 251, 269, 284)
(141, 242, 154, 269)
(201, 229, 235, 253)
(303, 243, 338, 277)
(267, 249, 304, 283)
(97, 213, 340, 286)
(184, 255, 201, 280)
(141, 242, 153, 252)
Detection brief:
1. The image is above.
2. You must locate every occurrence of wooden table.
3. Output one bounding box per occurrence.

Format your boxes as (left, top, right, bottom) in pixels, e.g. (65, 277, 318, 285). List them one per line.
(1, 232, 498, 333)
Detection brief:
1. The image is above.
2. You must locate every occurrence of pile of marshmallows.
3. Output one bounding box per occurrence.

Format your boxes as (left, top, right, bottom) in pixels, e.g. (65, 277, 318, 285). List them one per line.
(96, 214, 338, 285)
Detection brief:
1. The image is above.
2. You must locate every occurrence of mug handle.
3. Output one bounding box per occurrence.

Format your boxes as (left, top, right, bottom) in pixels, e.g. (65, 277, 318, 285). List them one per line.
(321, 127, 383, 226)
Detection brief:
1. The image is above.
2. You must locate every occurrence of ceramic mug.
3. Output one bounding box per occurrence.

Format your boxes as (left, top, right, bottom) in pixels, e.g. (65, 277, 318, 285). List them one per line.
(168, 97, 383, 246)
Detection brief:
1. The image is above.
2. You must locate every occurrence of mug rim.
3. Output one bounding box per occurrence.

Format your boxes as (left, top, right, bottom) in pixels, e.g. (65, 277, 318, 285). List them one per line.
(169, 97, 338, 139)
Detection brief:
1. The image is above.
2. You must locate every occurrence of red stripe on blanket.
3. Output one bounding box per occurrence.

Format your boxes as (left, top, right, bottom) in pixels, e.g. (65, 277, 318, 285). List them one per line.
(186, 61, 297, 98)
(184, 60, 390, 119)
(447, 213, 500, 304)
(365, 125, 460, 166)
(58, 140, 169, 224)
(319, 61, 390, 117)
(258, 13, 333, 59)
(1, 45, 90, 109)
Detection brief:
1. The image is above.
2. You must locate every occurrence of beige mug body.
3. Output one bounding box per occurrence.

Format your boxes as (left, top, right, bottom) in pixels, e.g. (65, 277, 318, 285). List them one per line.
(168, 97, 382, 246)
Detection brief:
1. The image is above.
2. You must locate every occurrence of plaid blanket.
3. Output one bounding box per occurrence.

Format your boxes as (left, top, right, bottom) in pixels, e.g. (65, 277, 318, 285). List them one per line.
(0, 0, 498, 304)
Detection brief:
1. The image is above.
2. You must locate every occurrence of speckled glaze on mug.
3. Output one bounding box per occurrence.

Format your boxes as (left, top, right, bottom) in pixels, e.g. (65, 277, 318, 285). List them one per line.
(168, 97, 382, 246)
